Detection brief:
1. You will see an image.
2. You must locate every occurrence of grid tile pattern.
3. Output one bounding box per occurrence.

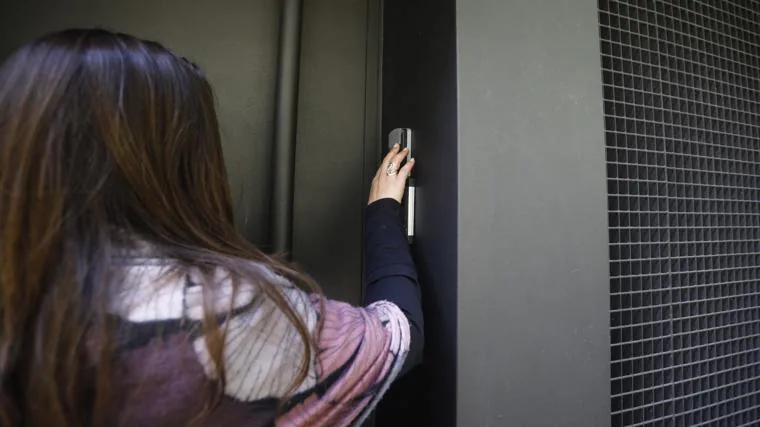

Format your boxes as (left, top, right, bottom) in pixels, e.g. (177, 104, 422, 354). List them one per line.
(599, 1, 760, 425)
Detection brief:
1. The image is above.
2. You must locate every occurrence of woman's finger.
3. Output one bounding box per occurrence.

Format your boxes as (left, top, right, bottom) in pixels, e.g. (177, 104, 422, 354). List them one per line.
(377, 144, 401, 179)
(391, 148, 409, 173)
(397, 158, 415, 179)
(383, 144, 400, 164)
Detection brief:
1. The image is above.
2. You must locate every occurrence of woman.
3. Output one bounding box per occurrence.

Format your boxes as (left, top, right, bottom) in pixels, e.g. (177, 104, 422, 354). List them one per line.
(0, 29, 422, 427)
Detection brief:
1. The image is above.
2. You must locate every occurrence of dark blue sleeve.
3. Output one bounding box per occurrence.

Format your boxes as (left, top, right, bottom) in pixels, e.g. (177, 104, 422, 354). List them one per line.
(363, 198, 423, 374)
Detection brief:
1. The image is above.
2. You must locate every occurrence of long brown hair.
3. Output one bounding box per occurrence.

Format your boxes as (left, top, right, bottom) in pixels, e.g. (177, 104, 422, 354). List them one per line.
(0, 28, 319, 426)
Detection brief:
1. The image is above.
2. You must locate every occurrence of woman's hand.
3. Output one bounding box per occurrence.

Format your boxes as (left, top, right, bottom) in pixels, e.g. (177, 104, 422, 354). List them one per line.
(368, 144, 415, 205)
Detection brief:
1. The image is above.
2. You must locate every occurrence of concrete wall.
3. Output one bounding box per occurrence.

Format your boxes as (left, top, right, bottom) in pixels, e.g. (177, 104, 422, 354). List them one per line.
(456, 0, 611, 425)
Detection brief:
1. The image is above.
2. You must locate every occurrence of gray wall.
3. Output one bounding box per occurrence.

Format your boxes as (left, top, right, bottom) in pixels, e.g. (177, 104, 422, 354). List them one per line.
(456, 0, 610, 425)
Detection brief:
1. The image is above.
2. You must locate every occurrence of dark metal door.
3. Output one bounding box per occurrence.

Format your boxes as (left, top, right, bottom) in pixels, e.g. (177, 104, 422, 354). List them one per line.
(376, 1, 459, 425)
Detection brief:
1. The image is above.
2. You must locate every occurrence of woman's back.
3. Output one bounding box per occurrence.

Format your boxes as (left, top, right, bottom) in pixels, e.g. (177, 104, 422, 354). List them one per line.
(0, 29, 421, 426)
(104, 243, 410, 426)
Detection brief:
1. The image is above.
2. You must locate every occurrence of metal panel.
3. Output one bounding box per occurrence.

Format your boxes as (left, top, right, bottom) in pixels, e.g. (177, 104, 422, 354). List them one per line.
(292, 0, 380, 303)
(377, 0, 459, 425)
(456, 0, 610, 425)
(0, 0, 280, 245)
(599, 1, 760, 425)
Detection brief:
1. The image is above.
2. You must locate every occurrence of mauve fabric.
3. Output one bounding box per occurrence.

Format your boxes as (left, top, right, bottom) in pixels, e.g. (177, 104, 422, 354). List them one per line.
(102, 199, 422, 426)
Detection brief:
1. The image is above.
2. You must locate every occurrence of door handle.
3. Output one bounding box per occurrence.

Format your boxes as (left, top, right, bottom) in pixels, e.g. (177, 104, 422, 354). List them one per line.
(388, 128, 415, 244)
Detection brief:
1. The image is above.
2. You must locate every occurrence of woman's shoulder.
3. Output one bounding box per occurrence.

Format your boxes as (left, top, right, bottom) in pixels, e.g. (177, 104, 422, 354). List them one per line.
(108, 255, 308, 322)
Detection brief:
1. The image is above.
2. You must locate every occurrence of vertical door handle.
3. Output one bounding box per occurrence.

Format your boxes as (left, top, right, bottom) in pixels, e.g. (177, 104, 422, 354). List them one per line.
(388, 128, 415, 244)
